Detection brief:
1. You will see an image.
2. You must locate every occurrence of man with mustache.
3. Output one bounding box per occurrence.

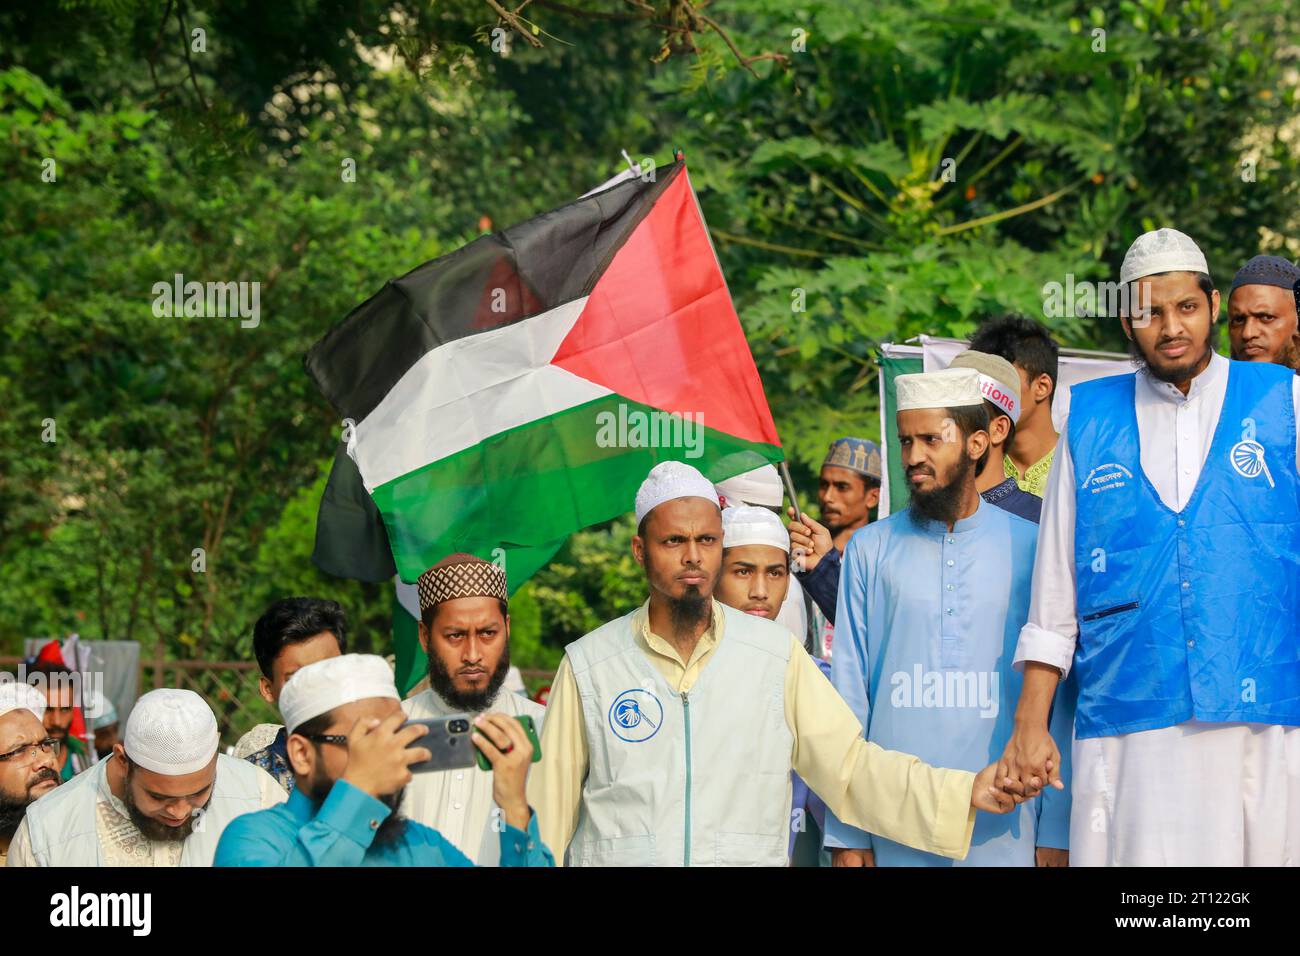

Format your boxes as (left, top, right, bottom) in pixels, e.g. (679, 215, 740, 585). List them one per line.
(7, 688, 285, 866)
(789, 437, 883, 661)
(1002, 228, 1300, 865)
(399, 553, 546, 864)
(826, 368, 1069, 867)
(216, 654, 552, 866)
(29, 662, 91, 782)
(0, 683, 61, 867)
(1227, 255, 1300, 369)
(529, 460, 1026, 867)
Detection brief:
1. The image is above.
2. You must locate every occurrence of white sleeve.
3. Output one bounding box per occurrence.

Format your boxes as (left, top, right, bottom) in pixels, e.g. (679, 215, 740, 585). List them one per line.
(1013, 433, 1079, 676)
(5, 817, 37, 867)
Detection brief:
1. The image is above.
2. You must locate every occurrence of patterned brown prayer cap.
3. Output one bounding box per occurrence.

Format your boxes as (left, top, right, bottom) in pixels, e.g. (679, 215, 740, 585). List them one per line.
(416, 553, 507, 614)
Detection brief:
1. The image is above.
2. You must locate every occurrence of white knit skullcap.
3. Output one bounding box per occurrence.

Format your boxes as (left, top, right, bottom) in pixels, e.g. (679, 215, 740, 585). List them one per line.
(123, 689, 219, 776)
(896, 367, 984, 412)
(0, 680, 47, 721)
(1119, 228, 1209, 286)
(634, 461, 720, 525)
(279, 654, 399, 734)
(721, 506, 790, 552)
(715, 464, 783, 509)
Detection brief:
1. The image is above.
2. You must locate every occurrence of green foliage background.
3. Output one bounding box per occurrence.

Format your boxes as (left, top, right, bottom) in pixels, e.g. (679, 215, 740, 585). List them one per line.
(2, 1, 1297, 717)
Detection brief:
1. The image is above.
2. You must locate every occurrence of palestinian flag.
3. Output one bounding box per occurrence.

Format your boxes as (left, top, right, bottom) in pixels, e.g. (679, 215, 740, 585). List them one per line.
(305, 159, 782, 592)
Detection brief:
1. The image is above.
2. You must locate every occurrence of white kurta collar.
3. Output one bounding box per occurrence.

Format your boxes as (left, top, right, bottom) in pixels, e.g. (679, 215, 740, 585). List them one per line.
(1136, 349, 1227, 406)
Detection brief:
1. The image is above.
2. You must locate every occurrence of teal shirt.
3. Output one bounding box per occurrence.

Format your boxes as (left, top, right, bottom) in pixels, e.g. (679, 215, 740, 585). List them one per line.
(214, 779, 554, 867)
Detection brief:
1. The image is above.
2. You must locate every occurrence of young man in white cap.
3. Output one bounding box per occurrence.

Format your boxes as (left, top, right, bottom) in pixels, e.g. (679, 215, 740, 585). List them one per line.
(528, 459, 1026, 867)
(0, 682, 60, 866)
(948, 349, 1042, 522)
(1002, 227, 1300, 865)
(1227, 254, 1300, 369)
(400, 553, 546, 865)
(715, 465, 810, 645)
(215, 654, 552, 866)
(6, 688, 284, 866)
(826, 367, 1069, 867)
(787, 437, 884, 660)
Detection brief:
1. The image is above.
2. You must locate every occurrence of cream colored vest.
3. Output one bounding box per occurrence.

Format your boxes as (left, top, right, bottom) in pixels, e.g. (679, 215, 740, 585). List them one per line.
(566, 603, 794, 866)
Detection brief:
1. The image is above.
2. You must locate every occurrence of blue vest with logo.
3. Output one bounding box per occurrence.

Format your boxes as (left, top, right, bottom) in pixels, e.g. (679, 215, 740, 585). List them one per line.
(1068, 360, 1300, 739)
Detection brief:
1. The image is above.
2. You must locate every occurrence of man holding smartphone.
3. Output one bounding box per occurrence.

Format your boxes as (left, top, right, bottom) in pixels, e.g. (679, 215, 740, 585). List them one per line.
(401, 553, 547, 864)
(215, 654, 553, 866)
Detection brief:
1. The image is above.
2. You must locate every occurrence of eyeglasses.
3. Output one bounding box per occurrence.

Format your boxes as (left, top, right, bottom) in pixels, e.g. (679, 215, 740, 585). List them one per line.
(0, 738, 62, 764)
(303, 734, 349, 747)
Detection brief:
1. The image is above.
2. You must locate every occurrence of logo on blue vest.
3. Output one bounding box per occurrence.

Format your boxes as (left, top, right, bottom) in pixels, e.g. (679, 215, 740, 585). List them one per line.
(1080, 462, 1133, 495)
(1230, 440, 1274, 488)
(608, 689, 663, 743)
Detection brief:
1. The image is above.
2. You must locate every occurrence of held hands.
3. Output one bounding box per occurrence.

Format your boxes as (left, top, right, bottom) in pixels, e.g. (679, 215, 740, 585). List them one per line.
(472, 713, 534, 831)
(997, 721, 1064, 800)
(971, 762, 1024, 813)
(831, 848, 876, 867)
(340, 712, 431, 801)
(787, 507, 833, 573)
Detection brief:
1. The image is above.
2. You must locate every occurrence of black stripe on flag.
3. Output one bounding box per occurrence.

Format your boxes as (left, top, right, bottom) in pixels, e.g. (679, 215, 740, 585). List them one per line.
(305, 161, 682, 422)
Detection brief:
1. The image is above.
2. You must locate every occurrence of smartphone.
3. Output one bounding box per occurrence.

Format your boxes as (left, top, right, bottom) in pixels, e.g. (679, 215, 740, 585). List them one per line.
(474, 714, 542, 772)
(401, 717, 477, 774)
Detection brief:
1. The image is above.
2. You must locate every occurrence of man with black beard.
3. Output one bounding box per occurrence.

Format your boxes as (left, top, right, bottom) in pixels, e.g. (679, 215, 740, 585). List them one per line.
(1003, 228, 1300, 865)
(400, 553, 546, 864)
(0, 683, 60, 866)
(529, 460, 1026, 866)
(825, 368, 1069, 867)
(9, 688, 284, 866)
(216, 654, 552, 866)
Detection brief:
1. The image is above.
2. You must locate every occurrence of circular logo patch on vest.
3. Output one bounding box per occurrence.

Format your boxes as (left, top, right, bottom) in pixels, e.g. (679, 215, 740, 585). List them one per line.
(1230, 440, 1275, 488)
(608, 689, 664, 743)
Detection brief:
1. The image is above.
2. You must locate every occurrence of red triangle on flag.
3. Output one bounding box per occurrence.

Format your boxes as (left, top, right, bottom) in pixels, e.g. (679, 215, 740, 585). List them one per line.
(550, 170, 781, 448)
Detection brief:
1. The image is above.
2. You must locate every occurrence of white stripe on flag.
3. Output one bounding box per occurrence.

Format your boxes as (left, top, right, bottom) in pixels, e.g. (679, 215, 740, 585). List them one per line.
(351, 296, 611, 490)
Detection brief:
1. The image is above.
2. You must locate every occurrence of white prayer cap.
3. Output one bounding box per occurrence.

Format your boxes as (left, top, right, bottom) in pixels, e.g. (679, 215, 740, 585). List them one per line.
(948, 350, 1021, 424)
(895, 367, 983, 412)
(123, 689, 219, 776)
(279, 654, 399, 734)
(715, 464, 783, 509)
(721, 506, 790, 552)
(634, 461, 720, 525)
(0, 680, 46, 721)
(84, 688, 118, 729)
(1119, 228, 1209, 286)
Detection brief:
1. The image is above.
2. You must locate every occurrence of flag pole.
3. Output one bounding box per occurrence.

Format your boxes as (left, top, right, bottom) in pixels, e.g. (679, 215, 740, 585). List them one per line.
(779, 459, 804, 526)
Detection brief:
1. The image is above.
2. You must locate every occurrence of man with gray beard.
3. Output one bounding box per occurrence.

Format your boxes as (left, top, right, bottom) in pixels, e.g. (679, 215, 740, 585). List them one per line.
(826, 368, 1070, 867)
(0, 683, 61, 867)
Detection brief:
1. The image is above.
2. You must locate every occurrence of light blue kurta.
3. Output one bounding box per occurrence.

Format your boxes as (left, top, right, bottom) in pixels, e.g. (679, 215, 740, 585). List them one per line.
(824, 498, 1073, 865)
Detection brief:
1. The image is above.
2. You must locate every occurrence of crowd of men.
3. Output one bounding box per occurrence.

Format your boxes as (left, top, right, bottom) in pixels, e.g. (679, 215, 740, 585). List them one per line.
(2, 229, 1298, 868)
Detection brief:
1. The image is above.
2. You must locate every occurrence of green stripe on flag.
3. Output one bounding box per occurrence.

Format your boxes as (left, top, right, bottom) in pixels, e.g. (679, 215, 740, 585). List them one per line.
(370, 393, 782, 583)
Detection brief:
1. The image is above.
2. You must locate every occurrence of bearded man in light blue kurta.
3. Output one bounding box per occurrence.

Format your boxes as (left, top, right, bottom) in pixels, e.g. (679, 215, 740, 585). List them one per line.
(825, 367, 1072, 866)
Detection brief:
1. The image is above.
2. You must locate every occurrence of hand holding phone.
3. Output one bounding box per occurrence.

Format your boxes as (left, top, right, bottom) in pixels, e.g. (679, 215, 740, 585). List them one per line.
(471, 713, 538, 831)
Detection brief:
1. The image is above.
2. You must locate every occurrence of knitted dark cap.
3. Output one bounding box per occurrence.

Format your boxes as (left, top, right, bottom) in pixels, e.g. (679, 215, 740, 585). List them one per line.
(1230, 255, 1300, 295)
(416, 553, 507, 613)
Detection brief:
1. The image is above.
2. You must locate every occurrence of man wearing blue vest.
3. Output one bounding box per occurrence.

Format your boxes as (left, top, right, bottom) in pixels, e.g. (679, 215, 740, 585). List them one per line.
(1001, 228, 1300, 865)
(529, 460, 1025, 867)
